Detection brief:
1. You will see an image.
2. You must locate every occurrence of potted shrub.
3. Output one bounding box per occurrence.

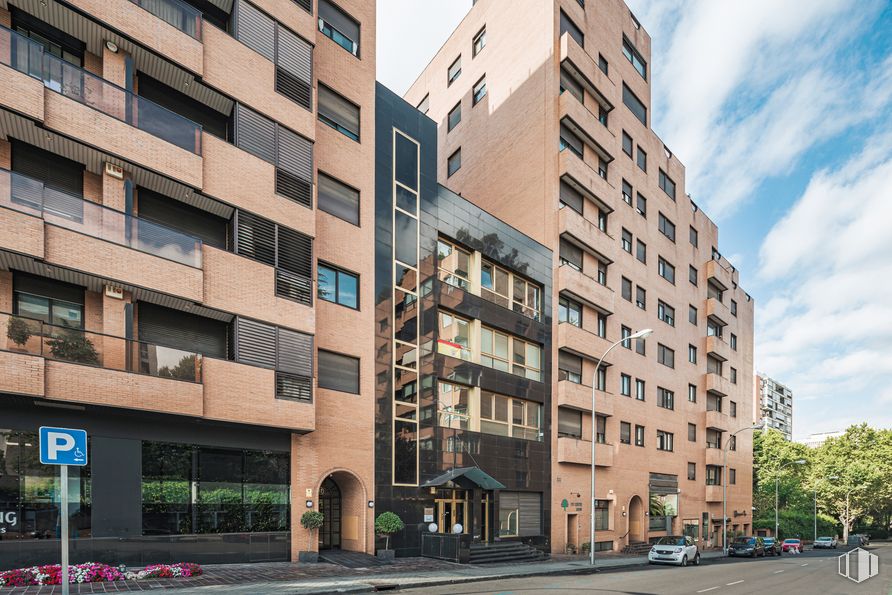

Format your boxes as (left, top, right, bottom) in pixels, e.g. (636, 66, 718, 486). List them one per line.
(299, 510, 324, 563)
(46, 331, 99, 365)
(6, 317, 33, 351)
(374, 511, 405, 561)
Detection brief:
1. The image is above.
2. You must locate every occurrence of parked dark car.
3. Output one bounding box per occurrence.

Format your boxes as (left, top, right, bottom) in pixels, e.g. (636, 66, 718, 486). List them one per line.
(728, 536, 765, 557)
(762, 537, 781, 556)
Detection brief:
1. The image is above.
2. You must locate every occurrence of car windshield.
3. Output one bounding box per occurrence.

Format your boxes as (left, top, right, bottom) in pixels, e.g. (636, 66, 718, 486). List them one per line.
(817, 537, 832, 541)
(733, 538, 754, 545)
(657, 537, 686, 546)
(784, 539, 800, 543)
(763, 538, 775, 544)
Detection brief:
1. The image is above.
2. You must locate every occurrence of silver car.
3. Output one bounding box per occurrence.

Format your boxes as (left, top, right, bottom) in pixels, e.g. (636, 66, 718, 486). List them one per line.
(814, 536, 838, 549)
(648, 535, 700, 566)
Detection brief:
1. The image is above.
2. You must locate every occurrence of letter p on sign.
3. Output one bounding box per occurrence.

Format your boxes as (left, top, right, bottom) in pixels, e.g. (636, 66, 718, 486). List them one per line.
(39, 427, 88, 466)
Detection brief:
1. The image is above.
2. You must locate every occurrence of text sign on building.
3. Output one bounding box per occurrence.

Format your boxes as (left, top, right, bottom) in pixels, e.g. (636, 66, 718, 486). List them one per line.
(39, 427, 88, 466)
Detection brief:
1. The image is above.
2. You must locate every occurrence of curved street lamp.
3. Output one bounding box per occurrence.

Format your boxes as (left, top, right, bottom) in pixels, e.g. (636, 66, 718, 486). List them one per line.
(590, 328, 653, 567)
(722, 419, 764, 554)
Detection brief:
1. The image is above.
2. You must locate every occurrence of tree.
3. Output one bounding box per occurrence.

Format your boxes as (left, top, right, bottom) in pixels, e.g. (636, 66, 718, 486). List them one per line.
(752, 429, 812, 538)
(375, 512, 405, 551)
(6, 316, 33, 348)
(300, 511, 324, 552)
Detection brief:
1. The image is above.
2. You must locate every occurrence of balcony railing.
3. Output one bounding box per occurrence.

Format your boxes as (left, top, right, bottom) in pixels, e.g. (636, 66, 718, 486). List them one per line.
(129, 0, 203, 40)
(1, 312, 202, 382)
(0, 25, 202, 154)
(0, 168, 203, 267)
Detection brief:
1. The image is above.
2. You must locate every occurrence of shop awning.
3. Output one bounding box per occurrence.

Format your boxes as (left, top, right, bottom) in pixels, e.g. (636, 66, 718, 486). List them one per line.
(421, 467, 506, 490)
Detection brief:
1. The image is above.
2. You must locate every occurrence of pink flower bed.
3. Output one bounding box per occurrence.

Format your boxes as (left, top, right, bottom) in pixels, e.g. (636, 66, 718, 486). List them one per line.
(0, 562, 202, 586)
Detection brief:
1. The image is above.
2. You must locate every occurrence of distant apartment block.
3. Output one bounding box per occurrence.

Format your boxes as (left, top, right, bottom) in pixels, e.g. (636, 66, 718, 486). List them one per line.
(798, 431, 843, 449)
(755, 374, 793, 440)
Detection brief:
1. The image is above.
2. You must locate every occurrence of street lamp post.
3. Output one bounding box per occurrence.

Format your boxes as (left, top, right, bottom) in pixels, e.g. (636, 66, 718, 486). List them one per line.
(590, 328, 652, 567)
(775, 459, 806, 539)
(722, 420, 764, 554)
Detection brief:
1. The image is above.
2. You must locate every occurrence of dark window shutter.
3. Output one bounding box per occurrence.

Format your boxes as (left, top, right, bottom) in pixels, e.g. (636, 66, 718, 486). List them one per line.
(317, 349, 359, 394)
(234, 103, 277, 164)
(13, 272, 84, 304)
(234, 317, 277, 368)
(319, 0, 360, 45)
(559, 180, 583, 214)
(276, 126, 313, 182)
(277, 372, 312, 401)
(558, 350, 582, 375)
(137, 303, 227, 358)
(275, 167, 312, 208)
(276, 327, 313, 376)
(275, 26, 312, 110)
(137, 188, 228, 249)
(276, 67, 312, 111)
(559, 239, 583, 269)
(11, 141, 84, 196)
(276, 225, 313, 305)
(317, 173, 359, 225)
(318, 85, 360, 138)
(291, 0, 311, 13)
(235, 210, 276, 266)
(232, 0, 275, 61)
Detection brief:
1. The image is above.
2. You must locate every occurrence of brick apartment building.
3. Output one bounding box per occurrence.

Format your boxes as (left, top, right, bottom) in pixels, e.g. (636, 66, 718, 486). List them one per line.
(404, 0, 756, 552)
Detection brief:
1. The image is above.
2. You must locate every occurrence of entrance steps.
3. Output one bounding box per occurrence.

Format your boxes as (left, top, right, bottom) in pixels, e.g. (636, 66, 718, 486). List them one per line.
(469, 541, 549, 564)
(622, 541, 652, 555)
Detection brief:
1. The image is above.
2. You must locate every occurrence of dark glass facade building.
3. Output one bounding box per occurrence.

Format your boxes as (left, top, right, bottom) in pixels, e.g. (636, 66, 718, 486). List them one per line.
(374, 83, 553, 557)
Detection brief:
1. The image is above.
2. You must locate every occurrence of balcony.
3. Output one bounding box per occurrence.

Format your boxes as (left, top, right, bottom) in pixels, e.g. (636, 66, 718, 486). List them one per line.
(705, 485, 724, 503)
(705, 373, 732, 397)
(705, 335, 731, 362)
(557, 321, 612, 361)
(557, 264, 615, 315)
(704, 409, 730, 431)
(557, 379, 614, 417)
(706, 297, 731, 326)
(559, 94, 615, 163)
(557, 436, 614, 467)
(706, 258, 735, 292)
(559, 207, 616, 262)
(559, 33, 614, 109)
(559, 147, 615, 207)
(705, 448, 724, 468)
(0, 34, 45, 121)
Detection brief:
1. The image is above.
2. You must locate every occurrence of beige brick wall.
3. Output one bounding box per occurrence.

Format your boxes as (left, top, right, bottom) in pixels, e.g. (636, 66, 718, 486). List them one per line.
(0, 351, 44, 396)
(0, 64, 46, 122)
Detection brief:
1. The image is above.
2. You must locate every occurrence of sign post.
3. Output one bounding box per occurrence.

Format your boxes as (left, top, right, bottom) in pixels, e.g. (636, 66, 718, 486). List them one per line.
(39, 427, 88, 595)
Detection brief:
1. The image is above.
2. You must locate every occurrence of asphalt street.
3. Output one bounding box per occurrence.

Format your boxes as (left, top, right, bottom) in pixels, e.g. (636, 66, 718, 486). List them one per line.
(396, 543, 892, 595)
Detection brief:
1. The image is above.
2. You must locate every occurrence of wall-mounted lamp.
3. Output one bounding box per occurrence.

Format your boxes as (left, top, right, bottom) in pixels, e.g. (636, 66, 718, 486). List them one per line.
(367, 501, 375, 508)
(105, 41, 119, 53)
(305, 500, 313, 508)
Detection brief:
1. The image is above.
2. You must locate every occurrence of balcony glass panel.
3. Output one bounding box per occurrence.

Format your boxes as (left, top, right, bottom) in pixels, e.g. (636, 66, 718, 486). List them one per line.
(0, 26, 202, 154)
(129, 0, 203, 39)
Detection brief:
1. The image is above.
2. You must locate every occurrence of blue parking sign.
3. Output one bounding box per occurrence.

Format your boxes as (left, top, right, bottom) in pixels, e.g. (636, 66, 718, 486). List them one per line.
(39, 427, 88, 466)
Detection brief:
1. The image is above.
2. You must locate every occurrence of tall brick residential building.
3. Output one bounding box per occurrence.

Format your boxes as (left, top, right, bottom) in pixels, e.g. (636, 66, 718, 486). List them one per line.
(405, 0, 756, 552)
(0, 0, 375, 565)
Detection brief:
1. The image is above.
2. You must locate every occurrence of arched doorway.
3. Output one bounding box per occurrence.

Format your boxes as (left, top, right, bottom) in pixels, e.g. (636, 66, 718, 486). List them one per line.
(628, 495, 644, 543)
(319, 477, 341, 550)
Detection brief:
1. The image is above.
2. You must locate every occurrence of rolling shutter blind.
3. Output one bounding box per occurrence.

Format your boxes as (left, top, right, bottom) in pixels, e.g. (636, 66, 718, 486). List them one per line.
(234, 317, 277, 368)
(234, 103, 277, 164)
(499, 492, 542, 537)
(558, 350, 582, 376)
(277, 372, 312, 401)
(276, 126, 313, 206)
(559, 239, 583, 269)
(317, 173, 359, 225)
(14, 272, 84, 304)
(557, 408, 582, 437)
(319, 0, 359, 45)
(137, 303, 227, 358)
(275, 26, 312, 110)
(232, 0, 275, 61)
(318, 85, 360, 138)
(559, 123, 584, 155)
(11, 141, 84, 196)
(276, 327, 313, 376)
(235, 210, 276, 266)
(138, 188, 227, 249)
(559, 180, 583, 214)
(317, 350, 359, 393)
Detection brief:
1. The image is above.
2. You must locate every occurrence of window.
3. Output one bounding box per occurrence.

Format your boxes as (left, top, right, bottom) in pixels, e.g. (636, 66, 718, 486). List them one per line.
(621, 278, 632, 302)
(317, 350, 360, 393)
(634, 425, 645, 447)
(622, 180, 632, 206)
(597, 208, 609, 232)
(417, 94, 429, 114)
(657, 344, 675, 368)
(730, 435, 737, 451)
(448, 102, 461, 131)
(688, 423, 696, 442)
(635, 285, 646, 310)
(597, 313, 607, 338)
(730, 367, 737, 384)
(622, 131, 633, 157)
(448, 55, 462, 84)
(706, 465, 721, 486)
(688, 384, 697, 403)
(706, 429, 722, 449)
(659, 169, 676, 200)
(689, 265, 698, 286)
(598, 157, 609, 180)
(730, 334, 737, 350)
(622, 37, 647, 79)
(560, 67, 583, 102)
(636, 193, 647, 217)
(438, 311, 471, 360)
(559, 124, 584, 158)
(437, 381, 470, 429)
(622, 228, 632, 253)
(657, 388, 674, 410)
(707, 320, 723, 337)
(623, 83, 647, 125)
(657, 430, 673, 452)
(621, 325, 632, 348)
(687, 462, 696, 481)
(481, 325, 542, 381)
(637, 146, 647, 172)
(688, 344, 697, 364)
(635, 335, 646, 356)
(318, 263, 358, 308)
(635, 378, 645, 401)
(729, 469, 737, 485)
(479, 391, 543, 440)
(472, 26, 486, 56)
(636, 239, 647, 263)
(596, 366, 606, 391)
(318, 172, 359, 225)
(596, 415, 607, 444)
(319, 0, 360, 56)
(559, 295, 582, 327)
(473, 76, 487, 104)
(558, 407, 583, 438)
(437, 239, 471, 290)
(658, 257, 675, 284)
(560, 239, 583, 271)
(318, 84, 360, 141)
(560, 10, 584, 47)
(620, 422, 631, 444)
(689, 305, 697, 325)
(689, 226, 698, 247)
(447, 148, 462, 176)
(598, 54, 608, 75)
(620, 373, 631, 397)
(559, 179, 584, 213)
(730, 401, 737, 418)
(731, 300, 738, 316)
(13, 280, 84, 330)
(657, 301, 675, 326)
(707, 393, 723, 413)
(558, 350, 582, 384)
(658, 213, 676, 241)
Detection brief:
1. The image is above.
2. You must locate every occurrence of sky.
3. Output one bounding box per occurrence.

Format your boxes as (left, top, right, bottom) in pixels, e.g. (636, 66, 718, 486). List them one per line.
(377, 1, 892, 440)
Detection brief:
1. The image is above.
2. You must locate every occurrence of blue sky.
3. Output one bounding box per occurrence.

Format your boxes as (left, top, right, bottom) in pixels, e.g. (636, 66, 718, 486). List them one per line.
(377, 0, 892, 440)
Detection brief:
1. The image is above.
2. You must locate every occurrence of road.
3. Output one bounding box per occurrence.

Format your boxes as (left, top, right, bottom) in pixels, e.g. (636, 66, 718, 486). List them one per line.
(397, 543, 892, 595)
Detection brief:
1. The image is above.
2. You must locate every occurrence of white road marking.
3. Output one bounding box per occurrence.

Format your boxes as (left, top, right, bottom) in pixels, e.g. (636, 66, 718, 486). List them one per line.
(726, 580, 744, 585)
(696, 588, 719, 593)
(774, 570, 785, 574)
(801, 563, 809, 566)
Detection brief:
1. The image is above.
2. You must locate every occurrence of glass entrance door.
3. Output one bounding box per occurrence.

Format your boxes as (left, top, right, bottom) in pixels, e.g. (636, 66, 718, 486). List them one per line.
(435, 489, 468, 534)
(319, 477, 341, 550)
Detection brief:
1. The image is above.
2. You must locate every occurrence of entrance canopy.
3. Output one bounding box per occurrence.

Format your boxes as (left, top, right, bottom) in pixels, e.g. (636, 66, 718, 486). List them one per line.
(421, 467, 506, 490)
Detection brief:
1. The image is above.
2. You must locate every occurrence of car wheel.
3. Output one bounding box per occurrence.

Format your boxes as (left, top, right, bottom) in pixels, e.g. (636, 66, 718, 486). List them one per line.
(680, 555, 688, 567)
(751, 551, 756, 558)
(693, 553, 701, 566)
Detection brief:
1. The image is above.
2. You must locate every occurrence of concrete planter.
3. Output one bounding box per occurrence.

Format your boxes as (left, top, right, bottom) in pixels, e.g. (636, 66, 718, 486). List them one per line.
(298, 551, 319, 563)
(376, 549, 395, 561)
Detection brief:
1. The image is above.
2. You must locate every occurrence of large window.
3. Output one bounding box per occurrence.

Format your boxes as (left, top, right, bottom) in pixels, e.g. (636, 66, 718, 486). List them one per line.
(657, 387, 674, 410)
(438, 381, 471, 429)
(437, 239, 471, 290)
(559, 295, 582, 327)
(659, 169, 676, 200)
(448, 55, 462, 85)
(560, 238, 583, 271)
(437, 311, 472, 360)
(318, 84, 360, 141)
(558, 407, 582, 438)
(13, 274, 84, 329)
(142, 441, 289, 536)
(473, 26, 487, 56)
(480, 391, 543, 441)
(559, 10, 584, 47)
(623, 83, 647, 126)
(318, 0, 360, 56)
(558, 350, 582, 384)
(318, 172, 360, 226)
(657, 344, 675, 368)
(447, 148, 462, 176)
(317, 263, 358, 309)
(657, 300, 675, 326)
(481, 260, 541, 320)
(317, 349, 360, 394)
(658, 213, 676, 242)
(656, 430, 673, 452)
(658, 257, 676, 284)
(448, 102, 462, 131)
(481, 325, 542, 381)
(622, 37, 647, 79)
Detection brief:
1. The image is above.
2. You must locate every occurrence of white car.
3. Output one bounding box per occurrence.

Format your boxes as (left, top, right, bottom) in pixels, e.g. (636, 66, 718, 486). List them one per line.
(814, 536, 838, 549)
(648, 536, 700, 566)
